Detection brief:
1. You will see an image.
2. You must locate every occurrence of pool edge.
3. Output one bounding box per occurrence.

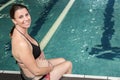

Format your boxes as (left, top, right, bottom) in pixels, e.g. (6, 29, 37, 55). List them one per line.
(0, 70, 120, 80)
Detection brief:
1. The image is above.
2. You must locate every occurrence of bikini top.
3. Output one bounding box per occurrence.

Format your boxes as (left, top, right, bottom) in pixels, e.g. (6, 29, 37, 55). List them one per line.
(15, 28, 41, 59)
(29, 40, 41, 59)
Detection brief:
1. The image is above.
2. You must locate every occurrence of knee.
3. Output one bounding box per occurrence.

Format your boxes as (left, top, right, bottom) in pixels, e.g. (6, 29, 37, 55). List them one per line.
(59, 58, 66, 62)
(59, 58, 72, 68)
(66, 61, 72, 67)
(65, 61, 72, 73)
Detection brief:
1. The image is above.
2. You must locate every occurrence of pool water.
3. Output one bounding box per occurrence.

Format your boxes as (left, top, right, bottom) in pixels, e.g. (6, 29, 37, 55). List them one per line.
(44, 0, 120, 77)
(0, 0, 120, 77)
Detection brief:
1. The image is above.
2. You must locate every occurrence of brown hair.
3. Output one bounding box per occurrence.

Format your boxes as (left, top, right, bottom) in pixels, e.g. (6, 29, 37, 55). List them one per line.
(9, 4, 28, 36)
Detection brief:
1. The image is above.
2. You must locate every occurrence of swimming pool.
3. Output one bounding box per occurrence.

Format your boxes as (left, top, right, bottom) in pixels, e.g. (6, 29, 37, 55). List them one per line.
(0, 0, 120, 78)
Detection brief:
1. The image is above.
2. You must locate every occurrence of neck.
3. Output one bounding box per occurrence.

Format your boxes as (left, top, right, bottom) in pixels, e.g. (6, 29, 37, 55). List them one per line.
(15, 25, 28, 35)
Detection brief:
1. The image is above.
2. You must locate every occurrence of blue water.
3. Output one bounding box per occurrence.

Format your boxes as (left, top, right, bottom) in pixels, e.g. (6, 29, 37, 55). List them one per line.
(0, 0, 120, 77)
(44, 0, 120, 77)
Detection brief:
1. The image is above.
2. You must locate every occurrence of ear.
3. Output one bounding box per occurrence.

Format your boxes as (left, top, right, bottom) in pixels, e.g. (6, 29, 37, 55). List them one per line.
(12, 19, 17, 25)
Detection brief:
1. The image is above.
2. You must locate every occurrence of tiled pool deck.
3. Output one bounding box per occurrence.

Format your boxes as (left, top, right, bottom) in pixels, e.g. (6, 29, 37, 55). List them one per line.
(0, 70, 120, 80)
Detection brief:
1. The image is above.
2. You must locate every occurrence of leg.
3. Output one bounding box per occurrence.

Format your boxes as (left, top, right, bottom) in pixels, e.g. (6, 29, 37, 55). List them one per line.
(48, 58, 66, 66)
(50, 61, 72, 80)
(37, 58, 66, 68)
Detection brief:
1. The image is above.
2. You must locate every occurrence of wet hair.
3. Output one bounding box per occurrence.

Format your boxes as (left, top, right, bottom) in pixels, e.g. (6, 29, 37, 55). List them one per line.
(9, 4, 28, 36)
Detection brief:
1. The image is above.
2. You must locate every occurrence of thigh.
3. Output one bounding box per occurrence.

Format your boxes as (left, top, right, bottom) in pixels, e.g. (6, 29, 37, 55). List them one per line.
(48, 58, 66, 66)
(36, 58, 65, 67)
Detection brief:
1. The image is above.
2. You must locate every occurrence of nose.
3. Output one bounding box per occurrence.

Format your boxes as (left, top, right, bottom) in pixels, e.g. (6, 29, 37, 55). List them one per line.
(24, 16, 29, 20)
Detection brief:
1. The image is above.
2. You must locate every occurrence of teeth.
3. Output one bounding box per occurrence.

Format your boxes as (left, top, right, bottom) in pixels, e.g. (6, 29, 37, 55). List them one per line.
(24, 21, 29, 24)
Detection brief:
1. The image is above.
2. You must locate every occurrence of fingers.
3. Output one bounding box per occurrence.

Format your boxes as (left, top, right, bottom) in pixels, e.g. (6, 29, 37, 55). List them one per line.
(48, 61, 54, 71)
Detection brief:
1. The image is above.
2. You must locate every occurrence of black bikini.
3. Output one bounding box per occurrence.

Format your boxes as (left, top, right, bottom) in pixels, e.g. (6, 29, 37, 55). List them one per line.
(23, 35, 41, 59)
(31, 43, 41, 59)
(15, 28, 47, 80)
(15, 28, 41, 59)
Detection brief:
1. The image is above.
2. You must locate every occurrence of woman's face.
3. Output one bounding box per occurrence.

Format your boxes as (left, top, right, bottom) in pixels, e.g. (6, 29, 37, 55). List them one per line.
(12, 8, 31, 29)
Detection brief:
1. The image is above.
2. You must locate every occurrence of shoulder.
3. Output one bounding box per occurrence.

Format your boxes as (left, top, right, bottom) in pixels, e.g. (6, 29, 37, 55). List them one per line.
(12, 35, 28, 47)
(12, 35, 33, 62)
(12, 34, 32, 55)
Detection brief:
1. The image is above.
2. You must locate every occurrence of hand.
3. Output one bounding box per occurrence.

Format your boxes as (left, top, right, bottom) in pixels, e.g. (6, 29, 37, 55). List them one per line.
(48, 61, 54, 71)
(37, 60, 49, 67)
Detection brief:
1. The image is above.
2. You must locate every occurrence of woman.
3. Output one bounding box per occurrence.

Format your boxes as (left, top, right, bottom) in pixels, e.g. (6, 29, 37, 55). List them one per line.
(10, 4, 72, 80)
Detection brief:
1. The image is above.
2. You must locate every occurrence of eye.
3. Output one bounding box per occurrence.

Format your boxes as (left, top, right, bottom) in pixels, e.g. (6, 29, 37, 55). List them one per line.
(19, 15, 23, 19)
(25, 13, 29, 17)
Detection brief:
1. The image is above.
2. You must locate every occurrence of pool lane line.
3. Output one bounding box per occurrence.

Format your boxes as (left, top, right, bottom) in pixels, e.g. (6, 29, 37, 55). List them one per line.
(0, 0, 15, 11)
(40, 0, 75, 50)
